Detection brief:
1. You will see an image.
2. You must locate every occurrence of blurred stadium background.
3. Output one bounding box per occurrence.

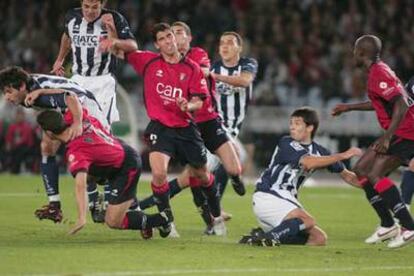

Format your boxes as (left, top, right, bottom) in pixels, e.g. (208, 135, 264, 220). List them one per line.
(1, 0, 413, 176)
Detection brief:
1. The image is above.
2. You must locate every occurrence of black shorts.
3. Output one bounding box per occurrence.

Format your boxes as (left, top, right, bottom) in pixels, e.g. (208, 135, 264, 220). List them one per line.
(197, 118, 230, 153)
(108, 143, 142, 205)
(144, 120, 207, 168)
(386, 135, 414, 165)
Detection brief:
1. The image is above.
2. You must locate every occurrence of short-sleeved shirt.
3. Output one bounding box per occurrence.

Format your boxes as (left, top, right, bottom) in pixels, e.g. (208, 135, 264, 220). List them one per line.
(65, 110, 125, 177)
(255, 136, 344, 198)
(367, 61, 414, 141)
(211, 57, 258, 137)
(64, 8, 135, 76)
(127, 51, 208, 127)
(186, 47, 219, 123)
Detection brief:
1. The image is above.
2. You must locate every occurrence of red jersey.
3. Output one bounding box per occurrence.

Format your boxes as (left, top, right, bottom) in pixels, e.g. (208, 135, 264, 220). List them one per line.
(186, 47, 219, 123)
(127, 51, 209, 127)
(64, 109, 125, 176)
(367, 61, 414, 140)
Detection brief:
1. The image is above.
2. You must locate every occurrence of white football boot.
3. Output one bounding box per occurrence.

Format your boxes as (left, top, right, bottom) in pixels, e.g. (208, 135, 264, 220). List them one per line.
(365, 224, 399, 244)
(387, 228, 414, 248)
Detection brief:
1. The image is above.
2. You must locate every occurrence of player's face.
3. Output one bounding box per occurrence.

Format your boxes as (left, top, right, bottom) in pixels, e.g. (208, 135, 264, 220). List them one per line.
(219, 35, 241, 62)
(289, 116, 312, 143)
(172, 26, 191, 52)
(3, 84, 26, 105)
(81, 0, 103, 22)
(155, 30, 178, 56)
(353, 43, 364, 67)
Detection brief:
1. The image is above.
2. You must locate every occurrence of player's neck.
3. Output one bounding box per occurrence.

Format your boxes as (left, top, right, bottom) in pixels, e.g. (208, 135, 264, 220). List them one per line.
(162, 51, 181, 64)
(223, 56, 239, 67)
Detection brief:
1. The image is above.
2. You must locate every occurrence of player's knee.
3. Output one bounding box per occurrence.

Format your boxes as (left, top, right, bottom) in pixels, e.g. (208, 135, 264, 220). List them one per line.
(307, 228, 327, 246)
(40, 140, 57, 156)
(301, 216, 316, 229)
(105, 215, 122, 229)
(152, 171, 167, 185)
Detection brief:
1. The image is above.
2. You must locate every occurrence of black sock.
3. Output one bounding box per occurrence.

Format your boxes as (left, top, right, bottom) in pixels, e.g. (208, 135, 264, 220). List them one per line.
(279, 230, 310, 245)
(87, 181, 98, 208)
(129, 197, 139, 210)
(103, 183, 110, 207)
(401, 170, 414, 205)
(263, 218, 305, 241)
(379, 185, 414, 230)
(139, 195, 156, 210)
(123, 210, 170, 230)
(40, 156, 60, 202)
(191, 187, 212, 226)
(214, 164, 228, 199)
(201, 184, 221, 218)
(362, 184, 394, 227)
(169, 178, 182, 199)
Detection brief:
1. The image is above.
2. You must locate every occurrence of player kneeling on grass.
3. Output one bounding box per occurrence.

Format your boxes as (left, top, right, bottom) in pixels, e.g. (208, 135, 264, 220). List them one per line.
(239, 107, 362, 246)
(37, 109, 168, 237)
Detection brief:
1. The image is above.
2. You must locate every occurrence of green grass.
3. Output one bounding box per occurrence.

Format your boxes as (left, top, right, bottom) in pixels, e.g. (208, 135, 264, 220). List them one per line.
(0, 174, 413, 276)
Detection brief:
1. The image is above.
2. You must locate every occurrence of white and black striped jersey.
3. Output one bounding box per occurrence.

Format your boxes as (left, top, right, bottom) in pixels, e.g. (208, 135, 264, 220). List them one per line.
(26, 74, 101, 114)
(211, 57, 258, 137)
(255, 136, 344, 198)
(64, 8, 135, 76)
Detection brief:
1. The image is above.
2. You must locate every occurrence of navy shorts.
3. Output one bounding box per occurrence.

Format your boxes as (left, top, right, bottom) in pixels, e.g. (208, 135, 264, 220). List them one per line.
(144, 120, 207, 168)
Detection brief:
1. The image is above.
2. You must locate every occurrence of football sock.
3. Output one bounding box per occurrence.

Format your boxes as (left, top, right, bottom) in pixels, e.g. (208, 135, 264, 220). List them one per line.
(263, 218, 306, 241)
(151, 182, 172, 219)
(375, 178, 414, 230)
(103, 182, 110, 208)
(201, 174, 221, 218)
(139, 179, 183, 210)
(361, 178, 394, 227)
(122, 210, 169, 230)
(214, 164, 228, 199)
(87, 181, 98, 208)
(401, 170, 414, 205)
(129, 197, 139, 210)
(279, 230, 310, 245)
(168, 178, 182, 198)
(191, 186, 212, 226)
(40, 156, 60, 204)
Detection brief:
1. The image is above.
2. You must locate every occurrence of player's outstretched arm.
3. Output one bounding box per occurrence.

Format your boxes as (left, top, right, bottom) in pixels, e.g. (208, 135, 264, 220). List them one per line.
(211, 71, 254, 88)
(300, 147, 362, 171)
(65, 92, 83, 140)
(24, 88, 65, 106)
(331, 101, 373, 116)
(69, 172, 88, 235)
(51, 33, 71, 76)
(339, 168, 362, 188)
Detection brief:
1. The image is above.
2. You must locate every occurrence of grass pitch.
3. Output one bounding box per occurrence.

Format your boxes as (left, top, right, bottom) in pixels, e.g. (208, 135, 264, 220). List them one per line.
(0, 174, 413, 276)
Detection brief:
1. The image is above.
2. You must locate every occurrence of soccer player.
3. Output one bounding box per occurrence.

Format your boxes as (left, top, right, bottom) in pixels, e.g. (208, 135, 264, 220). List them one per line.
(0, 66, 106, 222)
(331, 35, 414, 248)
(99, 23, 226, 236)
(36, 109, 168, 236)
(138, 21, 244, 234)
(210, 31, 258, 200)
(239, 107, 362, 247)
(51, 0, 138, 218)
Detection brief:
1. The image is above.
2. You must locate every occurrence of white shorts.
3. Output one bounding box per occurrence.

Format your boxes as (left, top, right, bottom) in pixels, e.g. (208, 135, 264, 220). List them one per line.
(71, 74, 119, 124)
(252, 191, 302, 232)
(206, 135, 247, 171)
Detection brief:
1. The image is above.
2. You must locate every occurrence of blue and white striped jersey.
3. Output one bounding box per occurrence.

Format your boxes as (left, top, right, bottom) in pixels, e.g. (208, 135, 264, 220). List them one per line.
(255, 136, 344, 198)
(26, 74, 101, 114)
(211, 57, 258, 137)
(64, 8, 135, 76)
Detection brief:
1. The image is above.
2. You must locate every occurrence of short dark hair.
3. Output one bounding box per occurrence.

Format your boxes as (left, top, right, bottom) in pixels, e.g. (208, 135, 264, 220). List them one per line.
(151, 23, 172, 42)
(172, 21, 191, 36)
(0, 66, 30, 92)
(37, 110, 68, 134)
(221, 31, 243, 47)
(291, 107, 319, 139)
(80, 0, 106, 4)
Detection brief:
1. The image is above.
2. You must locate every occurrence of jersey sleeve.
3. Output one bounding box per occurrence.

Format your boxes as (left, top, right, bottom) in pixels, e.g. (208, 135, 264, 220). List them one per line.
(188, 63, 209, 99)
(66, 149, 91, 176)
(33, 94, 67, 109)
(241, 58, 258, 76)
(126, 51, 157, 76)
(63, 10, 75, 35)
(191, 48, 211, 68)
(317, 145, 345, 173)
(368, 67, 404, 102)
(275, 136, 309, 168)
(112, 11, 135, 40)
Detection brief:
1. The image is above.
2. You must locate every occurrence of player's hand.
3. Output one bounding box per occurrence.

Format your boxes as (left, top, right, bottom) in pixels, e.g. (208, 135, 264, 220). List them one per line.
(176, 97, 189, 112)
(67, 122, 83, 141)
(51, 60, 65, 76)
(371, 135, 391, 154)
(331, 104, 349, 117)
(24, 89, 42, 106)
(101, 14, 116, 37)
(342, 147, 363, 159)
(99, 37, 115, 53)
(68, 218, 86, 235)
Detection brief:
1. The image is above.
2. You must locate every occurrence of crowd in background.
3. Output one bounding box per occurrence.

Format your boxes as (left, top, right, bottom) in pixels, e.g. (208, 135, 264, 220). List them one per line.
(1, 0, 414, 172)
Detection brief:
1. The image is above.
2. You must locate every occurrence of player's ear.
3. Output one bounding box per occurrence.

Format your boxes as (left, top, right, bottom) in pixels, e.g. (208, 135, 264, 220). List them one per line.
(19, 82, 26, 92)
(154, 42, 160, 50)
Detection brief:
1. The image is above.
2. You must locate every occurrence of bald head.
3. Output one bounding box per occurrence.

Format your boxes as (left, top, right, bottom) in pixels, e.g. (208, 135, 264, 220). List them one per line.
(354, 35, 382, 61)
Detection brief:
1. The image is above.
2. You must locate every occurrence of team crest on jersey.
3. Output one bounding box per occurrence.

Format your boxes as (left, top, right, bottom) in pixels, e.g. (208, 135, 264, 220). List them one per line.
(156, 70, 163, 77)
(68, 154, 75, 163)
(379, 82, 388, 89)
(290, 141, 305, 151)
(180, 73, 187, 81)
